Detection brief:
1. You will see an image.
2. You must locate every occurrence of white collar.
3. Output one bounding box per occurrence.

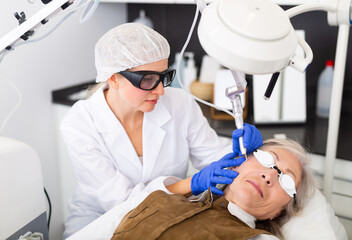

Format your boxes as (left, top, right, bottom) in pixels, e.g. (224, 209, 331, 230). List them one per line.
(227, 201, 257, 229)
(90, 82, 171, 133)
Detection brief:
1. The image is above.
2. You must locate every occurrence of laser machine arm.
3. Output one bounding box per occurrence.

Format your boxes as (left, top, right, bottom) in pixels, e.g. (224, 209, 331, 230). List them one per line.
(0, 0, 99, 57)
(0, 0, 73, 56)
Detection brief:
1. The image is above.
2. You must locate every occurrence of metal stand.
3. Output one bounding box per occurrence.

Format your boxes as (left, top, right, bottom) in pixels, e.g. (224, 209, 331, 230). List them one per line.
(323, 24, 350, 202)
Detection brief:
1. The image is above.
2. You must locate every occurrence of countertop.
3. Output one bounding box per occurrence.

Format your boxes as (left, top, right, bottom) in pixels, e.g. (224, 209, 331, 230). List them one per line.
(52, 82, 352, 161)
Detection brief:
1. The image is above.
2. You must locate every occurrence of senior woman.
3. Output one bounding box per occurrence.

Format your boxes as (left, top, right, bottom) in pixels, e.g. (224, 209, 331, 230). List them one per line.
(111, 138, 316, 240)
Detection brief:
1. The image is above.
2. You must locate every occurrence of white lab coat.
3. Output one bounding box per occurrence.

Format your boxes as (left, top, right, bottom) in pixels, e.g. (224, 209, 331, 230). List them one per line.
(60, 85, 232, 237)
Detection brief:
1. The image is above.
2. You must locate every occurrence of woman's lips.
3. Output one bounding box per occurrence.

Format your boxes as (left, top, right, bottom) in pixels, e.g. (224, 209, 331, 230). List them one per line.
(247, 180, 263, 198)
(146, 99, 158, 105)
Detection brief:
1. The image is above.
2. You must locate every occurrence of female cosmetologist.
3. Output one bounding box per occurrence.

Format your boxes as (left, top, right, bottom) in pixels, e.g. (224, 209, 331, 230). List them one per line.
(60, 23, 262, 238)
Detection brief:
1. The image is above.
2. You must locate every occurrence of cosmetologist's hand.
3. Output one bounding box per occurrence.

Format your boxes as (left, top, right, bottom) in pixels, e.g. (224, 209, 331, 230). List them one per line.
(191, 152, 245, 196)
(232, 123, 263, 156)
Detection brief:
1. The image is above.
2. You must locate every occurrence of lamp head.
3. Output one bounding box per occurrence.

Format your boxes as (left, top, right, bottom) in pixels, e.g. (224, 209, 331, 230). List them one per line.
(198, 0, 310, 75)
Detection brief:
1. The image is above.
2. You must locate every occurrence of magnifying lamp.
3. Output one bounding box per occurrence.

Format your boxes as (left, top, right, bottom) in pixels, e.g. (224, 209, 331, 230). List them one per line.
(198, 0, 313, 75)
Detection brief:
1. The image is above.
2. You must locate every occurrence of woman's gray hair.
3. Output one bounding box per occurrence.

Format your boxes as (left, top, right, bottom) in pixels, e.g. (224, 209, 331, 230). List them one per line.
(255, 138, 316, 239)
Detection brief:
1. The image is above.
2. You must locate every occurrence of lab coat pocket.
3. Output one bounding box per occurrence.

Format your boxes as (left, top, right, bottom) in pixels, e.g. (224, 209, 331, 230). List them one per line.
(113, 205, 158, 234)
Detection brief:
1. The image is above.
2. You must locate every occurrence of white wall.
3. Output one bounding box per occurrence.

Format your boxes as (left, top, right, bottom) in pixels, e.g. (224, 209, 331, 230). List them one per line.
(0, 2, 127, 239)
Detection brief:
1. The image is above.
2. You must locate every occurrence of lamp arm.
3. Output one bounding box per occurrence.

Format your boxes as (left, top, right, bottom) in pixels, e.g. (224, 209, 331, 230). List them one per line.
(0, 0, 100, 58)
(193, 0, 207, 13)
(286, 3, 337, 18)
(324, 25, 350, 203)
(288, 33, 313, 72)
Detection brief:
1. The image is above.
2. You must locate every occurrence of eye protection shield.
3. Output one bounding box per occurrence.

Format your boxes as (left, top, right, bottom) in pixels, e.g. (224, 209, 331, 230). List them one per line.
(119, 67, 176, 91)
(253, 149, 296, 198)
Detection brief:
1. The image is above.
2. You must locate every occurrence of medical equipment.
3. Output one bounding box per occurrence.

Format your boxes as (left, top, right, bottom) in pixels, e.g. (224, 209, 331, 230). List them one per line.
(253, 149, 296, 198)
(0, 0, 73, 56)
(0, 137, 48, 240)
(225, 70, 247, 158)
(198, 0, 314, 75)
(0, 0, 99, 57)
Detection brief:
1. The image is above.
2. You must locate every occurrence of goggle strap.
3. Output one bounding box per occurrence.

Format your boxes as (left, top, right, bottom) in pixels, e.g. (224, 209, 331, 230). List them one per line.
(293, 194, 297, 204)
(272, 166, 281, 174)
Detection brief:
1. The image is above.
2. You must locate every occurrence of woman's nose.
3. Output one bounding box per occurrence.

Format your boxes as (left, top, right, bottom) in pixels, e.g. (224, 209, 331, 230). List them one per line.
(260, 170, 277, 186)
(152, 81, 164, 96)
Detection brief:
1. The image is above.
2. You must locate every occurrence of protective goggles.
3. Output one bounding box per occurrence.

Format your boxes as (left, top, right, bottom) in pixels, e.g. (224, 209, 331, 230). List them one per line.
(119, 67, 176, 91)
(253, 149, 296, 198)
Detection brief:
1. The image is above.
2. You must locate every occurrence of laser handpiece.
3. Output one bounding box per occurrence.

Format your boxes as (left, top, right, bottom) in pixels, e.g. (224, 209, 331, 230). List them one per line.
(225, 70, 247, 159)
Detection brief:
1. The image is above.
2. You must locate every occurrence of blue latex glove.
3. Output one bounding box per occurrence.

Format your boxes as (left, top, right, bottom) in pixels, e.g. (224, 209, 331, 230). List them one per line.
(232, 123, 263, 156)
(191, 152, 245, 196)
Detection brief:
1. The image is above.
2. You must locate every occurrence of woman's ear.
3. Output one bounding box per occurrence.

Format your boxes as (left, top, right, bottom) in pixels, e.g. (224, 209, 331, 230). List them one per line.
(107, 74, 119, 89)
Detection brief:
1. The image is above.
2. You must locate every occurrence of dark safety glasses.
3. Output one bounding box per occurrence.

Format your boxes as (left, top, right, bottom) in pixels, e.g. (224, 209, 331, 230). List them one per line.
(119, 67, 176, 91)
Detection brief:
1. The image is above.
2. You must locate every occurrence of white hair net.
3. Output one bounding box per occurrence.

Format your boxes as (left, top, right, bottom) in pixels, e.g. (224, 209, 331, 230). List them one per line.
(95, 23, 170, 83)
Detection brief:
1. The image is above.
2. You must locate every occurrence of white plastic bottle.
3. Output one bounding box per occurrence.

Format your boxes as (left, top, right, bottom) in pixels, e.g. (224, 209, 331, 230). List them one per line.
(171, 53, 185, 88)
(183, 52, 197, 92)
(316, 60, 334, 118)
(133, 9, 154, 29)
